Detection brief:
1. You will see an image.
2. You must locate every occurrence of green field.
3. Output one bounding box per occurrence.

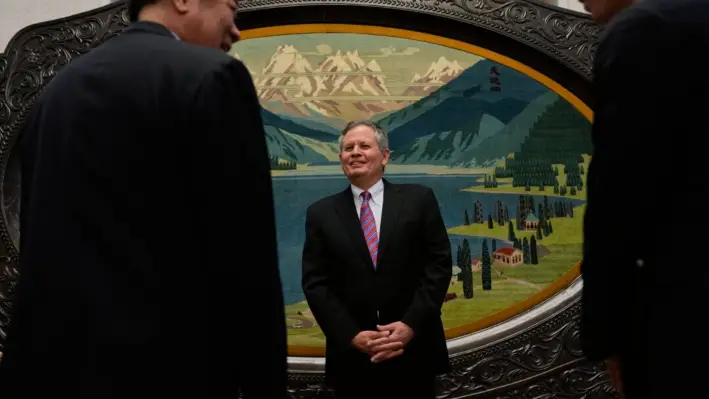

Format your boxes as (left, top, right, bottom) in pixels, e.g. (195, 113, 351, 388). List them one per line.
(442, 269, 538, 329)
(440, 243, 580, 330)
(498, 244, 580, 283)
(442, 204, 584, 330)
(285, 301, 325, 347)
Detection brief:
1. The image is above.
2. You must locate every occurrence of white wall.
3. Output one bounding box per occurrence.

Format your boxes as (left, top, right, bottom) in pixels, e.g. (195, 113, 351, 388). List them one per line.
(0, 0, 112, 52)
(554, 0, 588, 13)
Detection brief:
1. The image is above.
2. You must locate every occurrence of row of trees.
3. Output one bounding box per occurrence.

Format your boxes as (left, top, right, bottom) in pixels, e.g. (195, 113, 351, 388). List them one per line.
(462, 195, 576, 237)
(518, 195, 575, 230)
(456, 238, 494, 298)
(464, 200, 510, 227)
(456, 234, 542, 300)
(552, 185, 580, 196)
(509, 163, 584, 190)
(483, 175, 499, 188)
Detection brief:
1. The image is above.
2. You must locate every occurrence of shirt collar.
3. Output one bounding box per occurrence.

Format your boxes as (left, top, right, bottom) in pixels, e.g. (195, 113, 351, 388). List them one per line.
(351, 179, 384, 202)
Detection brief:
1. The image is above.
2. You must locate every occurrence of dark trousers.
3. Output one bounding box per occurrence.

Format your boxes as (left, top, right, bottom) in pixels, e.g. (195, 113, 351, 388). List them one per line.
(620, 352, 702, 399)
(335, 381, 435, 399)
(616, 312, 705, 399)
(333, 368, 436, 399)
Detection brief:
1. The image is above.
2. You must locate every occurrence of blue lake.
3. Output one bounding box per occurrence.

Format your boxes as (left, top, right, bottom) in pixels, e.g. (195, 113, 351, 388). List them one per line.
(273, 173, 586, 305)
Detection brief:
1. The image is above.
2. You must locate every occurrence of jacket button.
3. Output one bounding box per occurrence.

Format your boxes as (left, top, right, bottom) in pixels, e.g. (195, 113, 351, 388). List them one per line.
(636, 258, 644, 268)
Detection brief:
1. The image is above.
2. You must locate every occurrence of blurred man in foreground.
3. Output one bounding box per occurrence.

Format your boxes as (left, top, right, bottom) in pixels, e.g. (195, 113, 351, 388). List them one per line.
(302, 120, 452, 399)
(579, 0, 708, 397)
(0, 0, 287, 397)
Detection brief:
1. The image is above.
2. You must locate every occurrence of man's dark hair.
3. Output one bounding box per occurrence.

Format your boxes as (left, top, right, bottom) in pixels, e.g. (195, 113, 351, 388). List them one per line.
(128, 0, 159, 22)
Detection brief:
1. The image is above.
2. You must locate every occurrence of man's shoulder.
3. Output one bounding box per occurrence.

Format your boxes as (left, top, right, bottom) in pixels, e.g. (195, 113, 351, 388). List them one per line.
(48, 29, 245, 90)
(172, 41, 240, 69)
(633, 0, 709, 20)
(306, 190, 344, 216)
(604, 0, 705, 40)
(389, 182, 433, 197)
(595, 1, 665, 66)
(600, 5, 660, 47)
(597, 0, 706, 69)
(140, 37, 246, 80)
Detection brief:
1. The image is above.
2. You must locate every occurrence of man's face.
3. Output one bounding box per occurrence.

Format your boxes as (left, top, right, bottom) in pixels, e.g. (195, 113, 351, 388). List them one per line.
(180, 0, 240, 51)
(579, 0, 632, 24)
(339, 125, 389, 184)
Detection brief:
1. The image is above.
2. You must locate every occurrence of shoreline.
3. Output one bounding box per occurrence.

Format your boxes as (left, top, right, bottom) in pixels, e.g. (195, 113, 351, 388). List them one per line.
(271, 164, 491, 177)
(462, 185, 586, 200)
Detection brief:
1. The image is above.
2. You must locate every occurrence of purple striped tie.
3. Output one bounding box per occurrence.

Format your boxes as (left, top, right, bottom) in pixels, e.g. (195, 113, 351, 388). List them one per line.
(360, 191, 379, 267)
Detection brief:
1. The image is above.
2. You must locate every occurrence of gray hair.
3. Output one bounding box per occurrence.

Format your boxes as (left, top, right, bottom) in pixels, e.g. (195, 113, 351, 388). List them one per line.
(338, 120, 389, 152)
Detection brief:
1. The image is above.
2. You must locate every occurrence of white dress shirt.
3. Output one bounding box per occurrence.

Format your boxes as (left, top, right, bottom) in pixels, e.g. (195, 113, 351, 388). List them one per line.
(351, 179, 384, 236)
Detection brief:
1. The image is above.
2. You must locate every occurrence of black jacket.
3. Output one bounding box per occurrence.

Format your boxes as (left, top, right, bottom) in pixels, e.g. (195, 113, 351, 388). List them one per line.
(0, 21, 286, 398)
(302, 180, 452, 387)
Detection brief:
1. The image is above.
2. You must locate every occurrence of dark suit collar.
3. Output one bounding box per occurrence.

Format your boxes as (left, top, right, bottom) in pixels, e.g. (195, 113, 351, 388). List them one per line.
(123, 21, 179, 39)
(334, 178, 402, 272)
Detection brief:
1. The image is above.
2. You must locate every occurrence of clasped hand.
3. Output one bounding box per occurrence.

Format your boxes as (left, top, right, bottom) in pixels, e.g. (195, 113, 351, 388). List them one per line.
(351, 321, 414, 363)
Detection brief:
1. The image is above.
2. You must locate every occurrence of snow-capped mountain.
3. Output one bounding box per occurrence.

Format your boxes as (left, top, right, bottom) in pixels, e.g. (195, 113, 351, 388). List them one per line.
(403, 56, 465, 96)
(255, 45, 403, 121)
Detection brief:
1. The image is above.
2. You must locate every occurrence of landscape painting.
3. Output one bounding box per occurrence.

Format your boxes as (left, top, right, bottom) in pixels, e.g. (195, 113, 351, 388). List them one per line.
(230, 31, 592, 349)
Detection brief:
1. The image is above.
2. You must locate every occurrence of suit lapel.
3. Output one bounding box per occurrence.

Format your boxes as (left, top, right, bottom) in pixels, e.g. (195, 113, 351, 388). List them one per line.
(377, 180, 402, 267)
(335, 188, 375, 271)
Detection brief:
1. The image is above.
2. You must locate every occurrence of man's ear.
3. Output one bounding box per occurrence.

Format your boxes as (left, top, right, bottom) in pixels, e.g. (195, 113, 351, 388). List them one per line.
(171, 0, 192, 14)
(381, 148, 390, 167)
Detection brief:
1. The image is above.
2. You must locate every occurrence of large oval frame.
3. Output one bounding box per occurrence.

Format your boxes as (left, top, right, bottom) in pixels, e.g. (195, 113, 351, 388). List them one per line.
(0, 0, 614, 397)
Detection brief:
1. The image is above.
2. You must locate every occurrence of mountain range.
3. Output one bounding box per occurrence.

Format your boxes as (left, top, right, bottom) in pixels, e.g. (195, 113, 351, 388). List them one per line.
(377, 59, 552, 166)
(241, 45, 470, 125)
(253, 45, 399, 123)
(248, 52, 588, 167)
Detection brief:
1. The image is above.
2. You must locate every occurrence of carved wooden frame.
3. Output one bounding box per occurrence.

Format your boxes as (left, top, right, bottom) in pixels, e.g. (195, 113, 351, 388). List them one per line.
(0, 0, 614, 397)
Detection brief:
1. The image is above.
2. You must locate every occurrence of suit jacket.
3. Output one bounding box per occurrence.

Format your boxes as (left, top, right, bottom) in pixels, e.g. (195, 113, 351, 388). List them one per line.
(581, 0, 708, 389)
(0, 21, 286, 398)
(302, 180, 452, 386)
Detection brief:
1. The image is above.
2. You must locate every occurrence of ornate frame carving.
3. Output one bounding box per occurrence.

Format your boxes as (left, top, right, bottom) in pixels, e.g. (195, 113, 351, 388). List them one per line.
(0, 0, 612, 397)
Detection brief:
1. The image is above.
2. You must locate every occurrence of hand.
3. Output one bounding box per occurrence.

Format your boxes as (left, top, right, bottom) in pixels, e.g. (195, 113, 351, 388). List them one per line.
(351, 330, 390, 355)
(605, 356, 623, 394)
(368, 321, 414, 363)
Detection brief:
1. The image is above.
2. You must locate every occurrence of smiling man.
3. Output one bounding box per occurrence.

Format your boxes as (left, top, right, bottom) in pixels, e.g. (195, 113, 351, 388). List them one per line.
(301, 120, 453, 399)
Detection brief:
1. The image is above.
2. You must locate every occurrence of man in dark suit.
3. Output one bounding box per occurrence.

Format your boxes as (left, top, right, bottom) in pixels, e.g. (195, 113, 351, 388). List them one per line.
(302, 120, 452, 399)
(0, 0, 286, 397)
(579, 0, 708, 397)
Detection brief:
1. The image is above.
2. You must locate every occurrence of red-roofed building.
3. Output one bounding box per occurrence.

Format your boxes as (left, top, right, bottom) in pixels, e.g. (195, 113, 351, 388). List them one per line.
(494, 247, 523, 266)
(471, 258, 481, 271)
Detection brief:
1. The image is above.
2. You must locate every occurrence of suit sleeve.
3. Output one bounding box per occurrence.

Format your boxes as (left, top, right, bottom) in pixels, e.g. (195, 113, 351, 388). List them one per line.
(301, 205, 361, 355)
(401, 188, 452, 335)
(193, 59, 287, 397)
(580, 11, 667, 362)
